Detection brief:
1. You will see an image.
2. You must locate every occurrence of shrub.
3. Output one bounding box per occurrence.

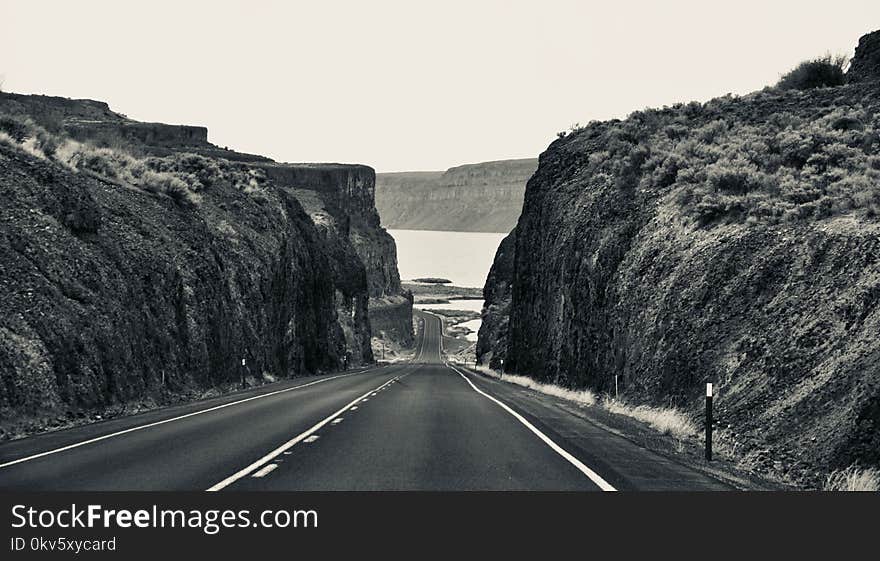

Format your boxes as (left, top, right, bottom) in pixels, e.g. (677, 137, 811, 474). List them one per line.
(0, 116, 204, 206)
(0, 115, 32, 142)
(777, 54, 847, 91)
(35, 130, 59, 158)
(141, 171, 200, 206)
(707, 160, 770, 195)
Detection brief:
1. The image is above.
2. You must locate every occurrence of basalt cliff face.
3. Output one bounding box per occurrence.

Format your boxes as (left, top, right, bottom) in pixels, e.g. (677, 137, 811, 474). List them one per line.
(480, 33, 880, 485)
(0, 93, 409, 436)
(476, 228, 515, 370)
(375, 158, 536, 233)
(257, 163, 413, 347)
(848, 30, 880, 84)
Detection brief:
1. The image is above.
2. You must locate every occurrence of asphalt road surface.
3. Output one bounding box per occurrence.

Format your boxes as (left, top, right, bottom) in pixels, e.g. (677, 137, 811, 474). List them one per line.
(0, 311, 732, 491)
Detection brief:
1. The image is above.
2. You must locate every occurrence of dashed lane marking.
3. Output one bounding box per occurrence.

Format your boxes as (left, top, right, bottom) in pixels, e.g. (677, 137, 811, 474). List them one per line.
(252, 464, 279, 478)
(207, 372, 408, 491)
(0, 369, 385, 470)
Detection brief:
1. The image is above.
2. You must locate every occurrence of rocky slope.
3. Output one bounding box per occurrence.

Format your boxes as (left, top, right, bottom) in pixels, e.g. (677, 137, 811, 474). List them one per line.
(375, 158, 536, 232)
(0, 93, 410, 435)
(480, 32, 880, 485)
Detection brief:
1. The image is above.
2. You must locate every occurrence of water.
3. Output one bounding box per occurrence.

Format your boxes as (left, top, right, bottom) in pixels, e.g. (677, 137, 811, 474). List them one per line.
(388, 229, 508, 289)
(457, 319, 482, 342)
(390, 229, 508, 341)
(413, 300, 483, 313)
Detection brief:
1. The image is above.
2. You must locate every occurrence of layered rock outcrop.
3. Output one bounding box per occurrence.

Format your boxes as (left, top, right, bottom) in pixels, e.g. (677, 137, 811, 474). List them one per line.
(376, 158, 536, 233)
(258, 163, 414, 347)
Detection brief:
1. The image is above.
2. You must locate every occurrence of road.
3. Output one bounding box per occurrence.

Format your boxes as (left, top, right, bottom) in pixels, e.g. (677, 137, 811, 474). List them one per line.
(0, 311, 732, 491)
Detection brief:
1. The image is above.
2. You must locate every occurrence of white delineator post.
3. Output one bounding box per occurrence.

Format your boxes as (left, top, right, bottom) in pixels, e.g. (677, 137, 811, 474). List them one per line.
(706, 383, 713, 462)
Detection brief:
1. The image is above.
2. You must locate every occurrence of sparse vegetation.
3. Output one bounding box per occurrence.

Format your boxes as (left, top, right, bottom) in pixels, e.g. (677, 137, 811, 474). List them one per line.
(603, 399, 698, 439)
(777, 54, 848, 91)
(470, 363, 699, 440)
(0, 114, 269, 207)
(473, 365, 598, 406)
(567, 95, 880, 227)
(824, 465, 880, 491)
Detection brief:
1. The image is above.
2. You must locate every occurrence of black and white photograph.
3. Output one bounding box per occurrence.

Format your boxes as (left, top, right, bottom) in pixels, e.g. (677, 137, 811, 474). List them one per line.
(1, 0, 879, 554)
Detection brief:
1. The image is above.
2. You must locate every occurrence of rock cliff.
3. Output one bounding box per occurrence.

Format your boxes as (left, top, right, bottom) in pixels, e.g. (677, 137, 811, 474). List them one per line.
(480, 33, 880, 484)
(375, 158, 536, 233)
(0, 142, 345, 435)
(0, 92, 410, 436)
(847, 29, 880, 83)
(257, 163, 413, 347)
(476, 228, 515, 370)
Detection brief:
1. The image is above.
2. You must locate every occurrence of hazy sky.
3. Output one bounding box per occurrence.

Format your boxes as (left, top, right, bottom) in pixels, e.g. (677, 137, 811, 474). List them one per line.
(2, 1, 879, 171)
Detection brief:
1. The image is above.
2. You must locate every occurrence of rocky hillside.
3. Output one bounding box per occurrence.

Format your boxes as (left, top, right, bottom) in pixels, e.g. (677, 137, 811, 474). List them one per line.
(479, 32, 880, 486)
(0, 93, 409, 436)
(375, 158, 536, 232)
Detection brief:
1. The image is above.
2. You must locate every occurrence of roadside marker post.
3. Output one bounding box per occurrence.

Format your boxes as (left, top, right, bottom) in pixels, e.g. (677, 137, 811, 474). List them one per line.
(615, 375, 619, 400)
(706, 383, 713, 462)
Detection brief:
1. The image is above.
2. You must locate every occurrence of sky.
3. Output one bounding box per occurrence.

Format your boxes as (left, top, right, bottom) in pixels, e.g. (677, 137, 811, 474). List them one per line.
(2, 1, 879, 172)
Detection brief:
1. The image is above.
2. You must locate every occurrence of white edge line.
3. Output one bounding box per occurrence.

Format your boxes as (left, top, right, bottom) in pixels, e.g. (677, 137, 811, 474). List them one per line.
(206, 373, 405, 491)
(0, 369, 380, 470)
(447, 364, 617, 492)
(252, 463, 279, 478)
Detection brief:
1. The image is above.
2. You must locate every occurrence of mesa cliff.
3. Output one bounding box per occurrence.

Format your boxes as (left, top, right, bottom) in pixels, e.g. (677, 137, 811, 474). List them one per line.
(376, 158, 536, 233)
(0, 92, 410, 436)
(479, 32, 880, 486)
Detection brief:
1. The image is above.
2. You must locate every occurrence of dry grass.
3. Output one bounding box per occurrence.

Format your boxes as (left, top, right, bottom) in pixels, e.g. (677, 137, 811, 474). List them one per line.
(0, 114, 209, 206)
(603, 399, 698, 439)
(469, 364, 701, 439)
(824, 465, 880, 491)
(472, 365, 597, 406)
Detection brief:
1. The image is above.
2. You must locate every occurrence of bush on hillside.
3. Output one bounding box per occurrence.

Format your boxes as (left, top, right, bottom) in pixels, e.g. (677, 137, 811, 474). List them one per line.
(0, 115, 32, 142)
(566, 97, 880, 226)
(777, 54, 848, 91)
(0, 115, 203, 206)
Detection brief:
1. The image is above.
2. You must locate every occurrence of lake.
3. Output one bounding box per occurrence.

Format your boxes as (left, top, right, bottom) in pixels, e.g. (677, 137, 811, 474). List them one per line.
(390, 229, 508, 343)
(388, 229, 508, 288)
(413, 300, 483, 313)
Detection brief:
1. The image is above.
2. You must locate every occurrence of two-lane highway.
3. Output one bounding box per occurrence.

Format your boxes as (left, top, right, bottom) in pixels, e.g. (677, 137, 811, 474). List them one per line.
(0, 310, 731, 491)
